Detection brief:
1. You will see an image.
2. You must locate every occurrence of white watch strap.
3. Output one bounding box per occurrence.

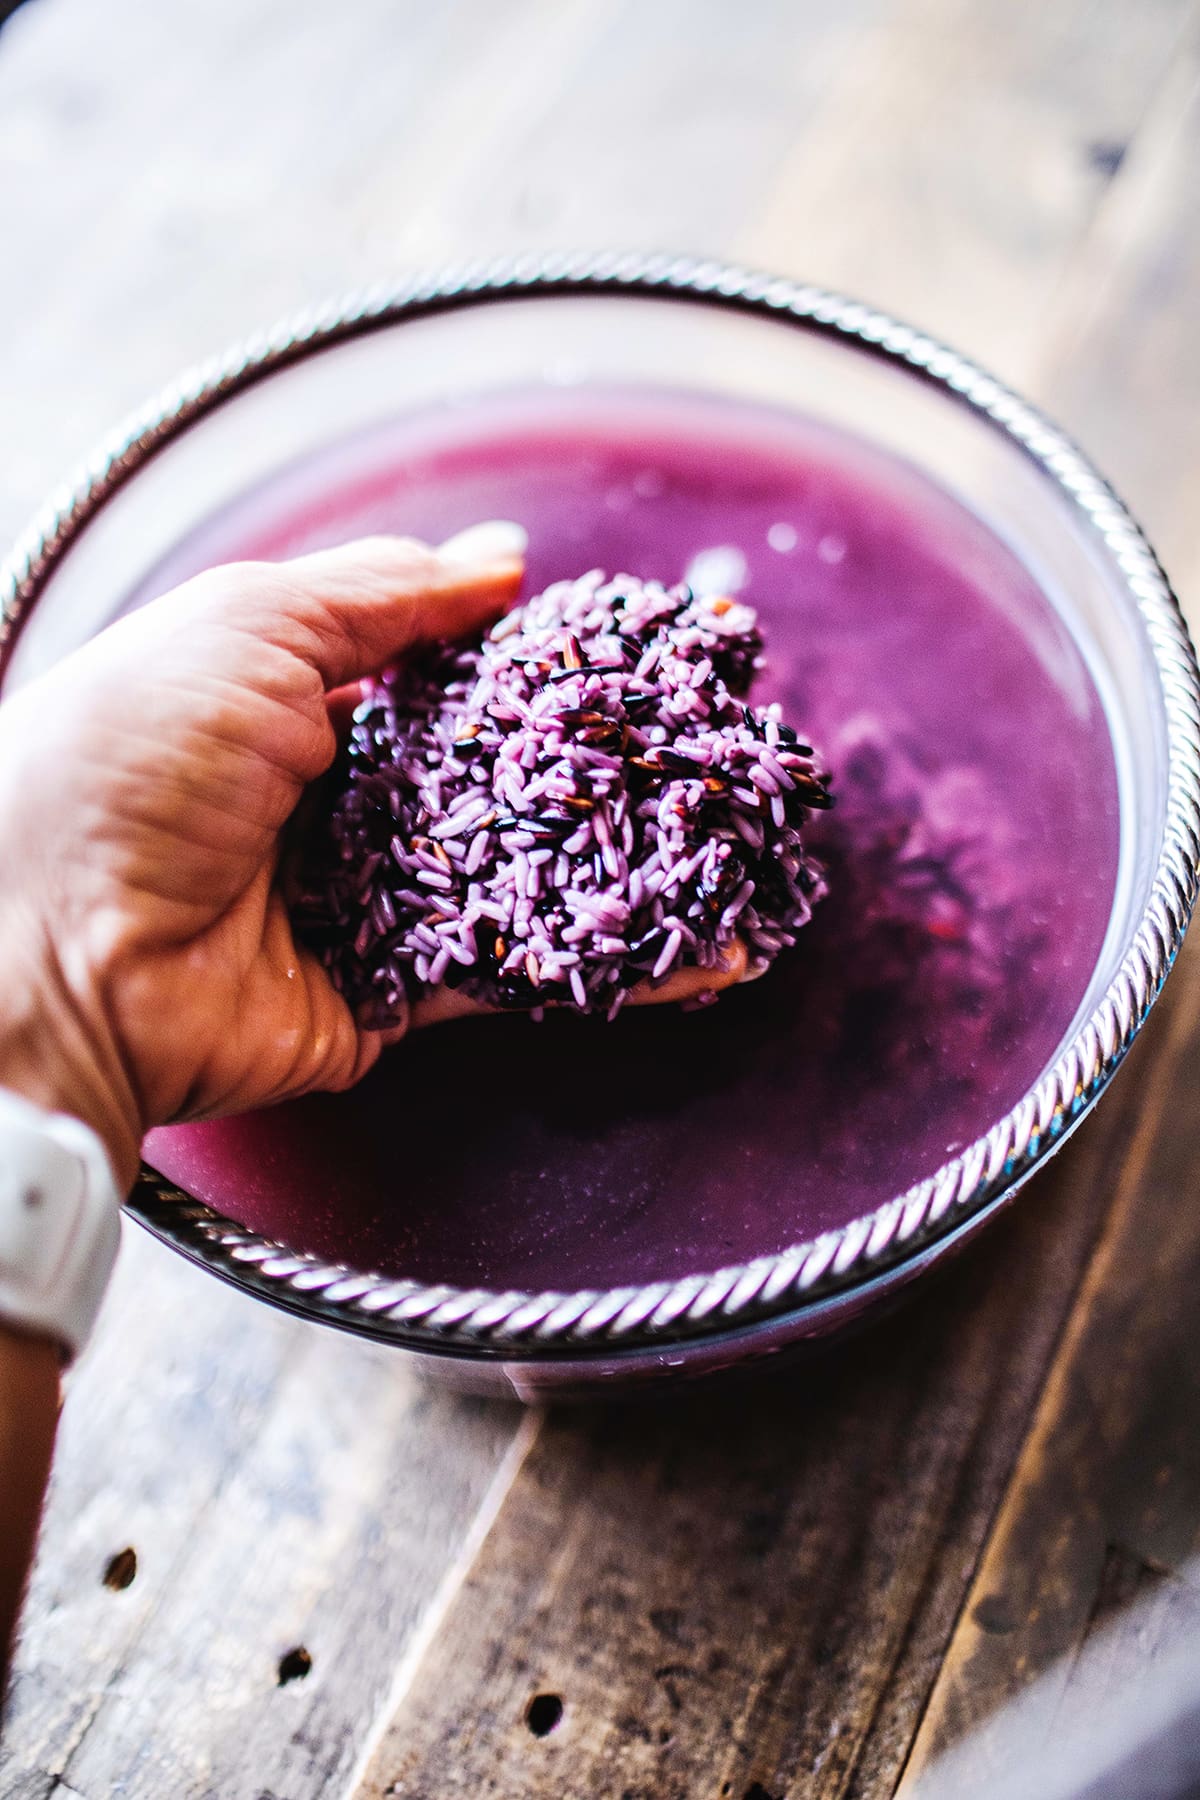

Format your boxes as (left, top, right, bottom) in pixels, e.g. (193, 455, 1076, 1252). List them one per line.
(0, 1086, 122, 1362)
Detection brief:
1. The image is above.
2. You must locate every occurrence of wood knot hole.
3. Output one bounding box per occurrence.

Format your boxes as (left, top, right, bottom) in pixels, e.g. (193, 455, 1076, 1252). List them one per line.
(102, 1547, 137, 1591)
(525, 1692, 564, 1737)
(277, 1645, 313, 1686)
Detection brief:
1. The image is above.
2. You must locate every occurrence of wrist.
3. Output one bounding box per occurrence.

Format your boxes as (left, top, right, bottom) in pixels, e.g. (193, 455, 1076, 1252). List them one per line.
(0, 942, 141, 1195)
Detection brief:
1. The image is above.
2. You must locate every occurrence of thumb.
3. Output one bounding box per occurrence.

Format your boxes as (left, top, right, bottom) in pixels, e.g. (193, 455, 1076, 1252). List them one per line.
(251, 522, 526, 690)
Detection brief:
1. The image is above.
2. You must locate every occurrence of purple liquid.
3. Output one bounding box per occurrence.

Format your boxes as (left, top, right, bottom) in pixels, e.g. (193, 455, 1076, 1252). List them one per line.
(143, 387, 1119, 1288)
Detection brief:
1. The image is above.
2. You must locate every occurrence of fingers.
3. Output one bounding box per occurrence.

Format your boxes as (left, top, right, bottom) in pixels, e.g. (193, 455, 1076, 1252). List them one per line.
(405, 939, 753, 1033)
(408, 986, 492, 1030)
(260, 523, 526, 691)
(625, 937, 750, 1007)
(325, 680, 366, 742)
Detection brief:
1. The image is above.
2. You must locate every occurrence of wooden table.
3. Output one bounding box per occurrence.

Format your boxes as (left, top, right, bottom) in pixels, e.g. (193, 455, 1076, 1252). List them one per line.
(2, 1, 1200, 1795)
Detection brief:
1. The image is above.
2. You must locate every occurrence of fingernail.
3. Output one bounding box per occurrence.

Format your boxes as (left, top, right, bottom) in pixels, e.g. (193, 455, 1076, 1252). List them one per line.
(438, 520, 528, 566)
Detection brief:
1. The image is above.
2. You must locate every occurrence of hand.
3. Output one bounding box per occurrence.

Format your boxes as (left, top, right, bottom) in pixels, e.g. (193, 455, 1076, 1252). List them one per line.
(0, 531, 745, 1189)
(0, 533, 524, 1188)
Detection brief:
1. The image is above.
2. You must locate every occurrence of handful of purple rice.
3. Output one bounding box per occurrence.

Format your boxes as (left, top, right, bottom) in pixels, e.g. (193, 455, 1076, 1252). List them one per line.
(295, 571, 832, 1024)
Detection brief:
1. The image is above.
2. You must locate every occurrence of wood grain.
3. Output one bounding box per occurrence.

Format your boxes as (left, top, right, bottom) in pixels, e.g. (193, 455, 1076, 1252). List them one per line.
(0, 0, 509, 546)
(739, 0, 1195, 385)
(899, 48, 1200, 1792)
(899, 940, 1200, 1791)
(370, 0, 892, 270)
(352, 939, 1198, 1800)
(0, 2, 551, 1791)
(1035, 28, 1200, 619)
(1, 1229, 521, 1798)
(0, 0, 885, 549)
(0, 0, 1197, 1795)
(353, 5, 1200, 1793)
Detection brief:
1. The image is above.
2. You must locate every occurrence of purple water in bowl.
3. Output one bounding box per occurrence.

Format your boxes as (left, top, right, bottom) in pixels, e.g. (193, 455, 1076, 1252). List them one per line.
(143, 386, 1119, 1291)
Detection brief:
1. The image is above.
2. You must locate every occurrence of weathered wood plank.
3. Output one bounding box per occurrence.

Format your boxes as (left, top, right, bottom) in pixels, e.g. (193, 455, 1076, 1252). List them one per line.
(740, 0, 1194, 386)
(1033, 32, 1200, 620)
(0, 0, 516, 546)
(0, 0, 888, 550)
(0, 1227, 522, 1798)
(893, 1560, 1200, 1800)
(899, 45, 1200, 1785)
(816, 37, 1200, 1792)
(899, 954, 1200, 1793)
(0, 1, 901, 1792)
(0, 0, 559, 1790)
(1, 1231, 305, 1787)
(59, 1354, 524, 1800)
(353, 939, 1200, 1800)
(895, 55, 1200, 1790)
(349, 3, 1200, 1794)
(0, 0, 1196, 1796)
(377, 0, 891, 269)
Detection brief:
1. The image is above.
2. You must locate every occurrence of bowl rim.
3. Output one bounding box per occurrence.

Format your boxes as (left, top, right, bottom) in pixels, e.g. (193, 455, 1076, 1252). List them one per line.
(4, 250, 1198, 1360)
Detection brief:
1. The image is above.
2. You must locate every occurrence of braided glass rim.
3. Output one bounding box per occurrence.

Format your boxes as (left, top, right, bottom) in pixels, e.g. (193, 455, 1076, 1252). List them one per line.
(4, 252, 1198, 1361)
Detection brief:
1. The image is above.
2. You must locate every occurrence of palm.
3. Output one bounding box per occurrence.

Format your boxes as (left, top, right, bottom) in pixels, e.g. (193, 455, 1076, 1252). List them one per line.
(0, 540, 520, 1147)
(0, 532, 745, 1177)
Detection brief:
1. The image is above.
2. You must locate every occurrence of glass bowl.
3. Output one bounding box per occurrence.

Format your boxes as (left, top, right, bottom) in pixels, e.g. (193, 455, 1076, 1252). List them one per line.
(3, 253, 1196, 1400)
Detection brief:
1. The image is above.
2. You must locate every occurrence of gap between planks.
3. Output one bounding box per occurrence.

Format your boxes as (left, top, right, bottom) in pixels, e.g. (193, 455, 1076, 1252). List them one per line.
(895, 946, 1200, 1791)
(341, 1407, 544, 1800)
(889, 34, 1200, 1785)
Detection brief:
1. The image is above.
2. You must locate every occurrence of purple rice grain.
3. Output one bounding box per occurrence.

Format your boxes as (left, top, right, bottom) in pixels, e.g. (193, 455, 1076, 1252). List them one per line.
(295, 571, 831, 1021)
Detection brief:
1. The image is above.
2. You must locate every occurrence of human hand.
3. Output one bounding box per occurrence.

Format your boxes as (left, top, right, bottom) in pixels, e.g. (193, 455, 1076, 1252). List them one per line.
(0, 530, 746, 1188)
